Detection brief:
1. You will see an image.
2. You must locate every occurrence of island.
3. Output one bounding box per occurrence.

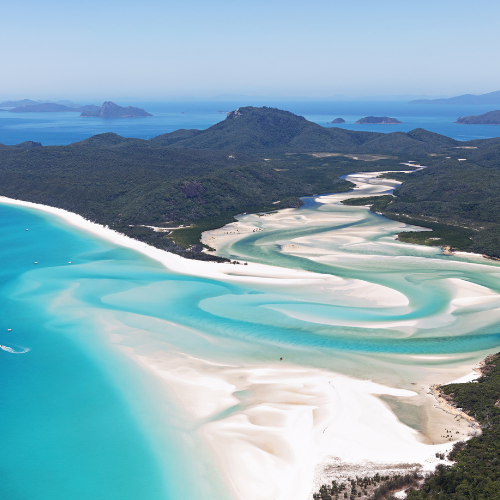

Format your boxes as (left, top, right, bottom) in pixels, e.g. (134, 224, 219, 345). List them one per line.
(9, 103, 100, 113)
(80, 101, 152, 118)
(0, 99, 45, 107)
(455, 110, 500, 124)
(328, 117, 345, 124)
(410, 90, 500, 105)
(355, 116, 402, 124)
(0, 99, 84, 109)
(2, 100, 150, 116)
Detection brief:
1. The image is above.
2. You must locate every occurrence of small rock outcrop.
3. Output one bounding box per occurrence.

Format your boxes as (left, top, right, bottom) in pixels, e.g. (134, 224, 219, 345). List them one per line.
(226, 108, 244, 120)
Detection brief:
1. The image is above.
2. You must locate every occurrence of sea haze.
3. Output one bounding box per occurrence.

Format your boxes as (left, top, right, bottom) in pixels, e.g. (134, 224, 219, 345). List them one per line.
(1, 100, 500, 145)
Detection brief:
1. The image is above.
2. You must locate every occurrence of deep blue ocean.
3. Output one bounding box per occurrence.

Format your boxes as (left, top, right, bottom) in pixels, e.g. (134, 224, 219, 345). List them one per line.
(1, 100, 500, 145)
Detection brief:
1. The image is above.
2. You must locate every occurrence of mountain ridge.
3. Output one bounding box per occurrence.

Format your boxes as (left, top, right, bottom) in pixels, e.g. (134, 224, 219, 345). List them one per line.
(150, 106, 457, 155)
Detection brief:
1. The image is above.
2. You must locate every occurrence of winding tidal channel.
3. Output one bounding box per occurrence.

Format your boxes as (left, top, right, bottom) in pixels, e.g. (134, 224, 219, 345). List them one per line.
(1, 171, 499, 500)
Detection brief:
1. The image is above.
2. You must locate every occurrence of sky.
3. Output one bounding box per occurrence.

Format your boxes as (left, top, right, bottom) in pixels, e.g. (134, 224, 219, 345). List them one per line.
(1, 0, 499, 100)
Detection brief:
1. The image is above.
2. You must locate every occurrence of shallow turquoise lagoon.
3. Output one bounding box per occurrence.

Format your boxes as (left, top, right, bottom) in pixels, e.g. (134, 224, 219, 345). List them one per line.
(2, 183, 500, 499)
(0, 204, 230, 500)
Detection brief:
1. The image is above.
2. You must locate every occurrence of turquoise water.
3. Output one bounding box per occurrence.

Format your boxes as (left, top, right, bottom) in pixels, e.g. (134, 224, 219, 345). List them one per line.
(0, 205, 230, 500)
(2, 173, 500, 498)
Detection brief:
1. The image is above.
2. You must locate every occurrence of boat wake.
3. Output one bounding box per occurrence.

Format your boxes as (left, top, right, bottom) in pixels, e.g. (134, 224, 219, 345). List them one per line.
(0, 344, 30, 354)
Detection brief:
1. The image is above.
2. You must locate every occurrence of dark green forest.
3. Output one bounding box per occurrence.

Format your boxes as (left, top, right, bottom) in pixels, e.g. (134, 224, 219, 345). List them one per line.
(0, 120, 421, 260)
(312, 354, 500, 500)
(407, 353, 500, 500)
(2, 106, 500, 259)
(385, 143, 500, 258)
(152, 107, 461, 155)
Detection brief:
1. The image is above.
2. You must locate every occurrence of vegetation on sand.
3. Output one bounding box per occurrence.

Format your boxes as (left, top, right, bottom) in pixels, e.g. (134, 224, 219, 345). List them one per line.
(407, 353, 500, 499)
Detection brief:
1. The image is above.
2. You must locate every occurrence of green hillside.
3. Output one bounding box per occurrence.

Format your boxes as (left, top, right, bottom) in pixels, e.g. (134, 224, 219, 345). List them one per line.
(385, 150, 500, 257)
(151, 107, 462, 155)
(407, 353, 500, 500)
(455, 110, 500, 124)
(2, 106, 500, 260)
(0, 131, 407, 259)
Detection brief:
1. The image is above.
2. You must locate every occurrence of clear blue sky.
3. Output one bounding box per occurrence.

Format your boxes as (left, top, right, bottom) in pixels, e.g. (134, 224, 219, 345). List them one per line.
(1, 0, 499, 99)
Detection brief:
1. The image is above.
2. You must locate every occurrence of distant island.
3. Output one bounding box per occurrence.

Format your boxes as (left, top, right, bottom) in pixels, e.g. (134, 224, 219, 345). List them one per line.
(410, 90, 500, 105)
(455, 110, 500, 124)
(9, 103, 100, 113)
(355, 116, 401, 124)
(328, 118, 345, 124)
(0, 99, 152, 118)
(80, 101, 152, 118)
(0, 99, 82, 108)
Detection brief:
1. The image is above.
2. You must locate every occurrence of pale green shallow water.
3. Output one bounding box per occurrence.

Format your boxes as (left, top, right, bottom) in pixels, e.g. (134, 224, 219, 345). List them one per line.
(1, 172, 500, 498)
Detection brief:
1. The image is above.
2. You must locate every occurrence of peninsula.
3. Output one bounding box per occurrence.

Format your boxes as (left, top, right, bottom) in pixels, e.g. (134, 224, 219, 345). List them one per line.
(455, 110, 500, 124)
(355, 116, 402, 124)
(80, 101, 152, 118)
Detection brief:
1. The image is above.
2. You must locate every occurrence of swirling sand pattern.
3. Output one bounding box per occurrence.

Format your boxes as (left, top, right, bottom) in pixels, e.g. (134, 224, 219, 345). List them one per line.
(2, 171, 500, 500)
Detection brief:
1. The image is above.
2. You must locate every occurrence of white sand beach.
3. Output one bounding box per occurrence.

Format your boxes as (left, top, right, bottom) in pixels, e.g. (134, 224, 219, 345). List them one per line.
(117, 346, 469, 500)
(1, 170, 495, 500)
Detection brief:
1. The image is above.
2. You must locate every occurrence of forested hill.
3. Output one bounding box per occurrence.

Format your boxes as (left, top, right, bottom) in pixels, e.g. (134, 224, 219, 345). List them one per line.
(2, 105, 500, 260)
(0, 132, 409, 260)
(150, 106, 460, 155)
(0, 134, 264, 225)
(455, 110, 500, 124)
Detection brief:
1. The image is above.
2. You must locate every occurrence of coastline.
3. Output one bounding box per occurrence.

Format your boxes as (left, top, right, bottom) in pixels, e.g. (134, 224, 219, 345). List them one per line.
(429, 354, 497, 434)
(122, 348, 460, 500)
(0, 196, 346, 287)
(1, 181, 497, 499)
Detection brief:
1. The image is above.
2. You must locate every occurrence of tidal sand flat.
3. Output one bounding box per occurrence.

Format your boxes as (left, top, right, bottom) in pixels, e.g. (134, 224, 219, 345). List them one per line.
(1, 170, 500, 499)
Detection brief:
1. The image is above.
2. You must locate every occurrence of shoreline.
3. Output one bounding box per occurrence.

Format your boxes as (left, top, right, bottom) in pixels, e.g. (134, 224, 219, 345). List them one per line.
(429, 385, 481, 432)
(1, 182, 496, 499)
(429, 354, 497, 434)
(0, 195, 348, 287)
(124, 348, 462, 500)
